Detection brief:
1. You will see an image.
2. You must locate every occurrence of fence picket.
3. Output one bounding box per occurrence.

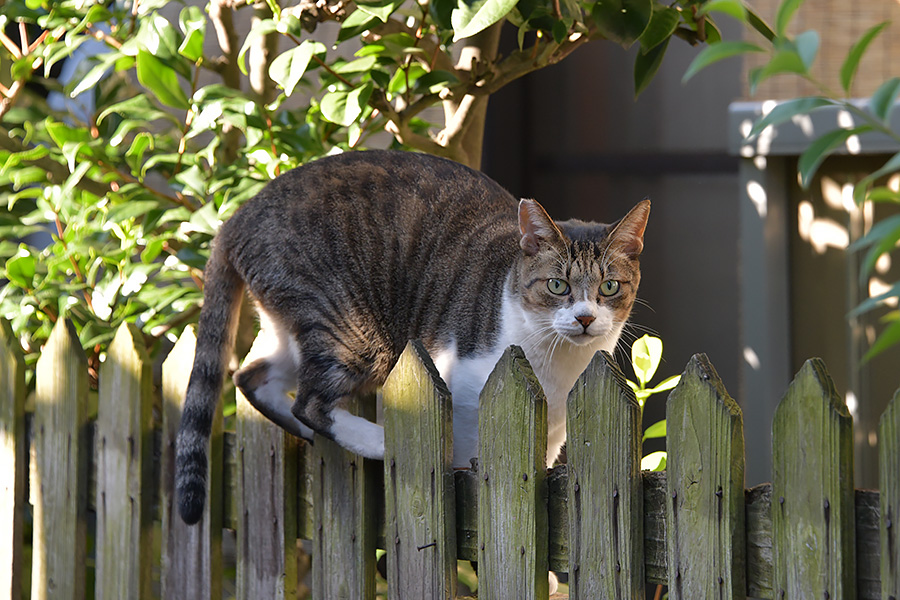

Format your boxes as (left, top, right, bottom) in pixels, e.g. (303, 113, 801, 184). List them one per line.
(881, 390, 900, 598)
(0, 320, 25, 600)
(95, 323, 153, 599)
(312, 395, 377, 600)
(31, 318, 89, 600)
(235, 385, 301, 599)
(567, 351, 644, 598)
(666, 354, 746, 599)
(773, 358, 855, 599)
(160, 327, 224, 599)
(478, 345, 549, 599)
(382, 340, 456, 599)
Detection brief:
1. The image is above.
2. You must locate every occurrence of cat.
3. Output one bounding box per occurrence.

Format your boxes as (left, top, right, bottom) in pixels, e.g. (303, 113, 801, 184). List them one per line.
(176, 149, 649, 526)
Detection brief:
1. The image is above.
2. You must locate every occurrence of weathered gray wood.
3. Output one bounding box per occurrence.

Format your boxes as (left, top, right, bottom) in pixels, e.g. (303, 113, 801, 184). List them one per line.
(857, 489, 881, 599)
(312, 395, 377, 600)
(666, 354, 746, 599)
(773, 358, 855, 599)
(478, 345, 549, 600)
(382, 340, 456, 599)
(566, 351, 644, 598)
(642, 471, 667, 585)
(881, 389, 900, 599)
(0, 319, 25, 600)
(160, 327, 223, 600)
(31, 318, 89, 600)
(95, 323, 153, 600)
(235, 385, 301, 599)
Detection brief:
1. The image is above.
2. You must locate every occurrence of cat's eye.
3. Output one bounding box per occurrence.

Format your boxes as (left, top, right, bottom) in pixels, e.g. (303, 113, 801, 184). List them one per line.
(547, 278, 570, 295)
(600, 280, 620, 297)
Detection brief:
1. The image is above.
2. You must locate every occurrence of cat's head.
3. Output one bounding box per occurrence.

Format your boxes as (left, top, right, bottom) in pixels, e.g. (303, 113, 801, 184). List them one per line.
(514, 198, 650, 348)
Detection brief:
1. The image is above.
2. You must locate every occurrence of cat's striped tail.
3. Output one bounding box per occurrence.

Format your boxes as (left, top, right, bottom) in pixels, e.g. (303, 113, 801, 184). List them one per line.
(175, 244, 244, 525)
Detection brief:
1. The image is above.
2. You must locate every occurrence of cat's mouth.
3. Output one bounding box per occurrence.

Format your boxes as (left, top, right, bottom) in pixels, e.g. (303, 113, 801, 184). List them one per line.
(563, 331, 599, 346)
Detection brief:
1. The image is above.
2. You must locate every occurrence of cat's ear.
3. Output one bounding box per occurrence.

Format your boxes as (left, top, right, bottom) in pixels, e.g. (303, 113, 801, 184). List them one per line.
(518, 199, 566, 256)
(608, 199, 650, 259)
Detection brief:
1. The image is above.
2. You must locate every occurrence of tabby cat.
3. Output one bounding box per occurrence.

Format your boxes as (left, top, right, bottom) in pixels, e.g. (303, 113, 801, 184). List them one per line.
(176, 150, 649, 525)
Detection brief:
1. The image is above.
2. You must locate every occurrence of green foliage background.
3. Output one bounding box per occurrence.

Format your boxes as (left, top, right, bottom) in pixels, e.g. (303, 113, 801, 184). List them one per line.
(0, 0, 750, 382)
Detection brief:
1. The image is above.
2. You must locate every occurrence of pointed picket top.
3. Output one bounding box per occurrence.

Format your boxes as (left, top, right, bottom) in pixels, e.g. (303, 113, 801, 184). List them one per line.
(382, 340, 456, 599)
(666, 354, 746, 599)
(567, 350, 644, 598)
(773, 358, 855, 600)
(478, 345, 549, 600)
(0, 318, 26, 600)
(160, 325, 223, 600)
(96, 322, 153, 600)
(880, 388, 900, 598)
(32, 317, 90, 600)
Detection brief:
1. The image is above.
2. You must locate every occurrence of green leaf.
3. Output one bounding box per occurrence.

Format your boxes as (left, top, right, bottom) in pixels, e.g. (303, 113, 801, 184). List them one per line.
(682, 41, 764, 83)
(4, 249, 36, 289)
(591, 0, 653, 48)
(840, 21, 890, 94)
(647, 374, 681, 394)
(641, 451, 667, 471)
(634, 37, 668, 97)
(849, 281, 900, 318)
(697, 0, 746, 20)
(412, 70, 460, 94)
(862, 224, 900, 278)
(638, 6, 679, 53)
(748, 47, 809, 95)
(854, 151, 900, 203)
(452, 0, 520, 42)
(269, 41, 323, 97)
(70, 53, 119, 98)
(178, 5, 206, 62)
(631, 334, 663, 386)
(356, 0, 404, 22)
(320, 82, 374, 126)
(850, 213, 900, 252)
(863, 318, 900, 362)
(870, 77, 900, 123)
(136, 50, 190, 109)
(338, 9, 381, 42)
(237, 19, 278, 75)
(642, 419, 666, 441)
(864, 185, 900, 204)
(798, 126, 872, 189)
(775, 0, 804, 37)
(746, 6, 775, 41)
(746, 97, 836, 140)
(793, 30, 818, 70)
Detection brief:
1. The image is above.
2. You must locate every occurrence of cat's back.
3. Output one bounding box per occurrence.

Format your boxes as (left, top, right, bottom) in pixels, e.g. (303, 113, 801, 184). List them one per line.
(219, 150, 521, 356)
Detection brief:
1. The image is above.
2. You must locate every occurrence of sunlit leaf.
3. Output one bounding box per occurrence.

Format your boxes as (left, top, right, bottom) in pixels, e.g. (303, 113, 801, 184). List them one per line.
(849, 281, 900, 318)
(854, 151, 900, 204)
(136, 50, 190, 109)
(269, 41, 324, 97)
(840, 21, 890, 94)
(320, 82, 374, 126)
(642, 419, 666, 441)
(178, 5, 206, 62)
(5, 249, 36, 289)
(452, 0, 519, 42)
(631, 334, 663, 386)
(641, 451, 667, 471)
(647, 374, 681, 394)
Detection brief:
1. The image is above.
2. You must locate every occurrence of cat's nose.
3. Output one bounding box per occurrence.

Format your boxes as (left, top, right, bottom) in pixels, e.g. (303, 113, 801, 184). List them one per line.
(575, 315, 595, 329)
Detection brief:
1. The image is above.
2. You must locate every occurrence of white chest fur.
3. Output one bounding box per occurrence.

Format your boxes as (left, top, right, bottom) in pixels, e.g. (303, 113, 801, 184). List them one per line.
(434, 290, 622, 468)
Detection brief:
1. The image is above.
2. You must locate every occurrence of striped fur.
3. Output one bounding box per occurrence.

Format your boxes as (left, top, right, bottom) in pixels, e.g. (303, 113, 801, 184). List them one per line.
(176, 150, 649, 524)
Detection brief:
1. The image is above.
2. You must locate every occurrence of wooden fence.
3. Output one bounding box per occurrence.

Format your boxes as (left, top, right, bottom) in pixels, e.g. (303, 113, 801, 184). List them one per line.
(2, 316, 899, 599)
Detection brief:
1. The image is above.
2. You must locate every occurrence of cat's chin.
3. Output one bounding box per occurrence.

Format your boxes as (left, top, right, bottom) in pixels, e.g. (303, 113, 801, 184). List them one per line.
(564, 332, 601, 347)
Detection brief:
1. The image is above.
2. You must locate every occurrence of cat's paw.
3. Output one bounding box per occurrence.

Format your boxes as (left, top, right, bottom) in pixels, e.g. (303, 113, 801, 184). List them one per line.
(549, 571, 559, 595)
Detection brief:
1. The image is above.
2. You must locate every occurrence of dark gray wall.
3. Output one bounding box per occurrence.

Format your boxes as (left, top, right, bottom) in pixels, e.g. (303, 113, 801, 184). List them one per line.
(482, 22, 746, 461)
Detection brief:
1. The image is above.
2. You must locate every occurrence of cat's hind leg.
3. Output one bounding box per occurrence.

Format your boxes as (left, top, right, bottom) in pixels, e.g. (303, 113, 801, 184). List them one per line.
(289, 333, 386, 460)
(234, 310, 314, 440)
